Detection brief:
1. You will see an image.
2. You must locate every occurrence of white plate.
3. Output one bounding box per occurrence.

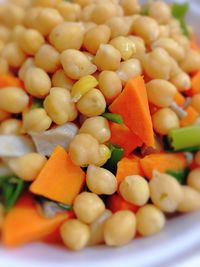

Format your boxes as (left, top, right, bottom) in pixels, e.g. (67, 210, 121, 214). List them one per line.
(1, 1, 200, 267)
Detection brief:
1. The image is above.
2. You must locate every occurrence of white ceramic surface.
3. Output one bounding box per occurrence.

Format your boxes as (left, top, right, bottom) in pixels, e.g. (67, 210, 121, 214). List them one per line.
(0, 1, 200, 267)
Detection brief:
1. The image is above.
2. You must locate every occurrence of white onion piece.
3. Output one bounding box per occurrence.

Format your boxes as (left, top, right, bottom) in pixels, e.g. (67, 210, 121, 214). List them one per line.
(30, 123, 78, 156)
(0, 135, 35, 157)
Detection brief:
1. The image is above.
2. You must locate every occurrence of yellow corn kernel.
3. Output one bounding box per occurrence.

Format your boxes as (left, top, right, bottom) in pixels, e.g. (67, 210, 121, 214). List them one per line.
(71, 75, 98, 102)
(95, 144, 111, 167)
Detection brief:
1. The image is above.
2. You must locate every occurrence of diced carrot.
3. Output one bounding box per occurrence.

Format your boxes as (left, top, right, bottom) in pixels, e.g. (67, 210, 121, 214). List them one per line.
(30, 146, 85, 205)
(109, 76, 154, 147)
(107, 194, 139, 213)
(140, 153, 187, 179)
(116, 156, 143, 184)
(2, 193, 70, 247)
(109, 122, 143, 156)
(180, 106, 199, 126)
(0, 75, 24, 88)
(174, 92, 185, 106)
(191, 71, 200, 95)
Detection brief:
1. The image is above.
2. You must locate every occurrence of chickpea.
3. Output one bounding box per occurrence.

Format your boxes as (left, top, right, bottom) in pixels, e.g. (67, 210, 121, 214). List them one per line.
(34, 44, 60, 73)
(57, 2, 81, 22)
(169, 18, 182, 36)
(194, 151, 200, 166)
(169, 57, 181, 78)
(90, 3, 117, 24)
(10, 0, 31, 8)
(79, 116, 110, 143)
(131, 16, 160, 44)
(180, 49, 200, 74)
(136, 204, 166, 237)
(152, 108, 179, 135)
(143, 48, 172, 80)
(86, 165, 117, 195)
(74, 192, 105, 224)
(1, 4, 25, 28)
(178, 186, 200, 212)
(18, 58, 35, 81)
(106, 16, 131, 39)
(60, 219, 90, 251)
(32, 0, 62, 7)
(11, 25, 25, 43)
(49, 22, 84, 52)
(152, 38, 185, 62)
(0, 58, 9, 75)
(159, 25, 170, 38)
(146, 79, 177, 107)
(73, 0, 94, 8)
(35, 8, 63, 36)
(172, 34, 190, 51)
(149, 171, 183, 213)
(61, 49, 97, 80)
(0, 110, 10, 122)
(7, 153, 47, 181)
(83, 25, 111, 55)
(1, 42, 26, 68)
(109, 36, 136, 61)
(0, 25, 11, 43)
(116, 59, 142, 85)
(119, 0, 140, 15)
(149, 1, 171, 24)
(89, 209, 112, 246)
(191, 94, 200, 114)
(82, 22, 96, 32)
(81, 4, 95, 22)
(0, 40, 4, 54)
(0, 87, 29, 113)
(187, 168, 200, 192)
(77, 89, 106, 117)
(98, 71, 122, 102)
(0, 119, 22, 134)
(119, 175, 149, 206)
(127, 35, 146, 59)
(95, 144, 111, 167)
(94, 44, 121, 71)
(18, 29, 45, 56)
(104, 210, 136, 246)
(69, 133, 100, 167)
(24, 67, 51, 98)
(170, 72, 191, 92)
(52, 69, 74, 91)
(44, 87, 77, 125)
(23, 7, 41, 29)
(23, 108, 52, 132)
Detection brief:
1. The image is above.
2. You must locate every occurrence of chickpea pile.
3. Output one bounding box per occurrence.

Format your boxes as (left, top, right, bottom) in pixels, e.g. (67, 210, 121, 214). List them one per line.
(0, 0, 200, 252)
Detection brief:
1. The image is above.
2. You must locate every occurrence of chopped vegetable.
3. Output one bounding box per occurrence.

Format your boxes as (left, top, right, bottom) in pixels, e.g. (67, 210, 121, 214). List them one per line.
(103, 144, 124, 174)
(191, 71, 200, 95)
(0, 135, 35, 157)
(109, 76, 154, 147)
(116, 156, 143, 184)
(180, 106, 199, 127)
(168, 125, 200, 151)
(109, 122, 143, 156)
(140, 153, 187, 179)
(171, 2, 189, 36)
(102, 112, 123, 124)
(30, 146, 85, 205)
(0, 75, 23, 88)
(107, 194, 139, 213)
(30, 123, 78, 156)
(30, 98, 43, 110)
(2, 193, 71, 247)
(166, 168, 189, 185)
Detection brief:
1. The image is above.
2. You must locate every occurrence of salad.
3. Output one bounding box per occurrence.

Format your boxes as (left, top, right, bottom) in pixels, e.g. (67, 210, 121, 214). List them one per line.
(0, 0, 200, 251)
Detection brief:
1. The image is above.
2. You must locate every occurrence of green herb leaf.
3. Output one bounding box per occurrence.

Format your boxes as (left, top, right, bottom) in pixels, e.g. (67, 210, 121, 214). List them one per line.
(166, 168, 189, 184)
(103, 144, 124, 174)
(30, 98, 43, 110)
(0, 175, 25, 211)
(102, 112, 123, 124)
(171, 2, 189, 37)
